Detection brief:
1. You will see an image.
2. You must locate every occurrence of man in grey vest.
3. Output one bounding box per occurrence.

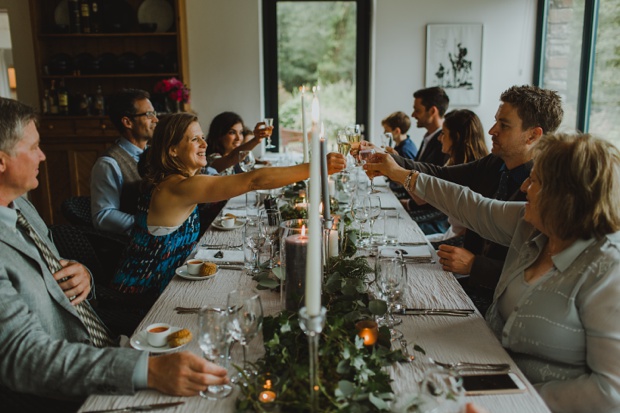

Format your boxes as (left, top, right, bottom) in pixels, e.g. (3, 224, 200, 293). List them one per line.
(91, 89, 158, 234)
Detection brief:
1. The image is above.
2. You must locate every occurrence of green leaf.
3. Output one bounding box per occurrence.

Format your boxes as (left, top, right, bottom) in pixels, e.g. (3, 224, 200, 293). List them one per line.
(413, 344, 426, 355)
(271, 267, 284, 280)
(337, 380, 355, 397)
(257, 278, 280, 289)
(368, 299, 388, 316)
(369, 392, 390, 410)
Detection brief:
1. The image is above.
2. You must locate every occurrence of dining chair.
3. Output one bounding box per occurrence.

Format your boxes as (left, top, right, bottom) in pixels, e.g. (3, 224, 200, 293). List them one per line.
(60, 195, 93, 227)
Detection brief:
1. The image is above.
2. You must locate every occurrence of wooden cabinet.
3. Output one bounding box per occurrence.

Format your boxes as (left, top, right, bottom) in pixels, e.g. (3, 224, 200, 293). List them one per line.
(27, 0, 188, 224)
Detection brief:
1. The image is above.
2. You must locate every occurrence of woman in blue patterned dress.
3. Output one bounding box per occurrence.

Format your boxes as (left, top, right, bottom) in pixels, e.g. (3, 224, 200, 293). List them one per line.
(110, 112, 346, 302)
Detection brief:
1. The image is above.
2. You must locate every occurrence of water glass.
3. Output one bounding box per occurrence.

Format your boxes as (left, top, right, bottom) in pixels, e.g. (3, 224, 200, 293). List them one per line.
(239, 150, 256, 172)
(383, 209, 401, 245)
(227, 289, 264, 381)
(198, 308, 233, 399)
(244, 219, 265, 274)
(245, 191, 260, 222)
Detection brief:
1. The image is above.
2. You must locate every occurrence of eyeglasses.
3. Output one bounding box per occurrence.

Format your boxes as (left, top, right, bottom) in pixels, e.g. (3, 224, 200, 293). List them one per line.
(128, 111, 158, 119)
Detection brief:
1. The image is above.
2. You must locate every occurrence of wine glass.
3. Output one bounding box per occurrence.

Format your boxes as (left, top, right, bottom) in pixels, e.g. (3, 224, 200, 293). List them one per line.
(351, 197, 369, 248)
(375, 255, 404, 340)
(347, 125, 362, 166)
(418, 367, 465, 413)
(264, 118, 275, 149)
(198, 307, 234, 399)
(381, 132, 393, 149)
(227, 289, 264, 381)
(239, 150, 256, 172)
(365, 196, 381, 246)
(259, 208, 281, 269)
(244, 220, 265, 274)
(359, 148, 379, 193)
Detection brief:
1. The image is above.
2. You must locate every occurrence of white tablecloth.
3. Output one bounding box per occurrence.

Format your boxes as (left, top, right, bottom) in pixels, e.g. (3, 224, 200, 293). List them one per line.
(79, 185, 550, 413)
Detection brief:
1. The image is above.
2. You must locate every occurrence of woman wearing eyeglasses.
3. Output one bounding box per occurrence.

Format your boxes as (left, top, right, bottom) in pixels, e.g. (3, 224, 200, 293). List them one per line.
(109, 112, 346, 304)
(205, 111, 270, 175)
(90, 89, 160, 235)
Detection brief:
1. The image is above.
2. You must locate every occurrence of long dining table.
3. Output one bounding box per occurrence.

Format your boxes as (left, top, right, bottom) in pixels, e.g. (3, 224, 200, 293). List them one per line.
(79, 178, 551, 413)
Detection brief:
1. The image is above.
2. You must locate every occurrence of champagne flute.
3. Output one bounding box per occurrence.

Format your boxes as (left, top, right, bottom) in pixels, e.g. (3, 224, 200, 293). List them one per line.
(245, 221, 265, 274)
(351, 197, 369, 248)
(227, 289, 264, 380)
(259, 208, 281, 269)
(239, 150, 256, 172)
(264, 118, 275, 149)
(365, 195, 381, 246)
(359, 148, 379, 193)
(375, 255, 404, 340)
(198, 308, 233, 399)
(347, 125, 362, 166)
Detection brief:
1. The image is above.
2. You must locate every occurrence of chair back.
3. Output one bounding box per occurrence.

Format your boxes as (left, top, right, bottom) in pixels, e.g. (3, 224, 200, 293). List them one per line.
(60, 196, 92, 227)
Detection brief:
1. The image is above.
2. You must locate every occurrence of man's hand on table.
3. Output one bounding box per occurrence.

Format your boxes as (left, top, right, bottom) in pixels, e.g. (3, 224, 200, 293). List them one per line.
(436, 245, 474, 275)
(147, 352, 229, 396)
(55, 260, 92, 305)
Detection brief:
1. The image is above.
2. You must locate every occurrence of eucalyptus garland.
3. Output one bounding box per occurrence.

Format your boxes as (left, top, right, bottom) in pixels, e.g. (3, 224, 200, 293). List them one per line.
(238, 223, 417, 412)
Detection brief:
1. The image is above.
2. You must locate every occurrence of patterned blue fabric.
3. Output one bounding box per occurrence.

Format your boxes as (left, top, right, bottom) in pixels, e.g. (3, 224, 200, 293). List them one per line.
(110, 189, 199, 296)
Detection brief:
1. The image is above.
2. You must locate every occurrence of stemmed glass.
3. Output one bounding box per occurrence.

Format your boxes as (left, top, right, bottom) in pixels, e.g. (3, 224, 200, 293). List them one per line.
(418, 367, 465, 413)
(198, 308, 234, 399)
(264, 118, 275, 149)
(365, 196, 382, 246)
(359, 148, 379, 193)
(381, 132, 393, 149)
(375, 255, 404, 340)
(245, 220, 265, 274)
(227, 289, 264, 381)
(337, 131, 352, 173)
(259, 208, 281, 269)
(347, 125, 362, 166)
(239, 150, 256, 172)
(351, 197, 369, 248)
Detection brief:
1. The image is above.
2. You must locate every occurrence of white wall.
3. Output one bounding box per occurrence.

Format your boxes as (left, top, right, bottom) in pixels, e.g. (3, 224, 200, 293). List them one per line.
(372, 0, 537, 148)
(185, 0, 264, 130)
(185, 0, 537, 149)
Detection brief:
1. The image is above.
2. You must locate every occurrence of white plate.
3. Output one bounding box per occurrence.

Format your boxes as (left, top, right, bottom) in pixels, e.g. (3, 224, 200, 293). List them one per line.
(211, 218, 245, 231)
(130, 326, 187, 354)
(175, 265, 219, 281)
(137, 0, 173, 32)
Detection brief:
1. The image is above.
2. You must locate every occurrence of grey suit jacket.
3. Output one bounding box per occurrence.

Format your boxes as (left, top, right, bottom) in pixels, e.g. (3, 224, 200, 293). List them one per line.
(0, 197, 143, 398)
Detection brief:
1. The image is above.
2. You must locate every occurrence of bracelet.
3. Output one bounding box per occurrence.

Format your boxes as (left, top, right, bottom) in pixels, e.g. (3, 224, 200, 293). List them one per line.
(403, 170, 419, 193)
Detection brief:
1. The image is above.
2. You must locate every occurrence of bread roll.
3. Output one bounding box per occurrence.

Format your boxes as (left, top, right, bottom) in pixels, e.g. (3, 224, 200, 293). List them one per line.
(167, 328, 192, 348)
(199, 262, 217, 277)
(224, 213, 237, 219)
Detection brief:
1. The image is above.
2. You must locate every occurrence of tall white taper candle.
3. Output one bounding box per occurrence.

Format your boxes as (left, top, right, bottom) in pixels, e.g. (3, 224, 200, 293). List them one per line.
(301, 86, 309, 163)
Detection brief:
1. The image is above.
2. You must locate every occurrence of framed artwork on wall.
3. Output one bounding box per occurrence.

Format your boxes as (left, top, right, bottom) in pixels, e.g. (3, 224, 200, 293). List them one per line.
(425, 24, 483, 106)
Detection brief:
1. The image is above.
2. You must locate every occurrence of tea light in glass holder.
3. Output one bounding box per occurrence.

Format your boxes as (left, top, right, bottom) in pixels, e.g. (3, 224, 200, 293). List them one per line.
(355, 320, 379, 346)
(258, 373, 279, 404)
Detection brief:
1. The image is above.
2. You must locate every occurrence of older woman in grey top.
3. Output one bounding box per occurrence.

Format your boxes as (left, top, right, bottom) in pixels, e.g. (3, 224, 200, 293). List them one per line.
(366, 133, 620, 413)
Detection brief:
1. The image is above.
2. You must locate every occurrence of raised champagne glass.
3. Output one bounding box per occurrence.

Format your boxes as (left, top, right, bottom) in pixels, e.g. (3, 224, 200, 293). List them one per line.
(264, 118, 275, 149)
(359, 148, 379, 193)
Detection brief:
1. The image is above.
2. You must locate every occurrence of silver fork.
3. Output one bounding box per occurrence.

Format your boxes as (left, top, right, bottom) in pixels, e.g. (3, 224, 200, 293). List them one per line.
(432, 360, 510, 372)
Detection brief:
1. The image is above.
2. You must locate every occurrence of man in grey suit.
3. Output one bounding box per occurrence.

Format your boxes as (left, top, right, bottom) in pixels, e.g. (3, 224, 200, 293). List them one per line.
(0, 98, 228, 411)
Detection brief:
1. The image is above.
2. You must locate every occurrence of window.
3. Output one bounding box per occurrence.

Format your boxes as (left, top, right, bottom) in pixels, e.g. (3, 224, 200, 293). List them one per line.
(536, 0, 620, 146)
(263, 0, 370, 153)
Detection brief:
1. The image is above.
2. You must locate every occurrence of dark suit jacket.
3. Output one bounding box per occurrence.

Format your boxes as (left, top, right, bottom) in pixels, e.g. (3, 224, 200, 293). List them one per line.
(415, 129, 448, 166)
(393, 153, 532, 290)
(0, 197, 143, 398)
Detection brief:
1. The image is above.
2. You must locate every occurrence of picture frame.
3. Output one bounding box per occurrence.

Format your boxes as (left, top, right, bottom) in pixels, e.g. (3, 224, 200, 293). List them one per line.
(425, 24, 483, 106)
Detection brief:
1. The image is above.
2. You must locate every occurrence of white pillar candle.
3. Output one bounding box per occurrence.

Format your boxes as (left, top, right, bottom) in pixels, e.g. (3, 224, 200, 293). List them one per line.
(301, 86, 309, 163)
(305, 88, 322, 316)
(328, 229, 339, 257)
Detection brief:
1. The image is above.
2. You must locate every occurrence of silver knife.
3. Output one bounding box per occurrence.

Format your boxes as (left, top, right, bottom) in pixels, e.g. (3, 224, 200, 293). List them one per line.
(82, 401, 185, 413)
(398, 308, 474, 316)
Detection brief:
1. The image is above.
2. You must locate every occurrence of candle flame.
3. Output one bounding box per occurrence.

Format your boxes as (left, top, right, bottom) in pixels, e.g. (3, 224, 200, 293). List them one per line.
(301, 225, 306, 236)
(265, 379, 272, 389)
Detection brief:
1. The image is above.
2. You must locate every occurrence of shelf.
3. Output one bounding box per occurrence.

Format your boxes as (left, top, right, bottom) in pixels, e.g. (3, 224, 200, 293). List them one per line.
(42, 73, 179, 79)
(39, 32, 177, 38)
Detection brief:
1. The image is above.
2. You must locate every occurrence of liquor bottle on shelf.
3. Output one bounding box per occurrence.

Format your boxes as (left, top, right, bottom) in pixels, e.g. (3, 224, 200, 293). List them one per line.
(49, 80, 59, 115)
(78, 93, 91, 116)
(93, 85, 105, 116)
(79, 0, 91, 34)
(41, 89, 50, 115)
(68, 0, 81, 34)
(90, 1, 101, 33)
(58, 79, 69, 115)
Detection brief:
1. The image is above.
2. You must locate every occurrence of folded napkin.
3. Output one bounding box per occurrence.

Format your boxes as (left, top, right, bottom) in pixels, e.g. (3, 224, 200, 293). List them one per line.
(379, 245, 432, 260)
(195, 249, 245, 263)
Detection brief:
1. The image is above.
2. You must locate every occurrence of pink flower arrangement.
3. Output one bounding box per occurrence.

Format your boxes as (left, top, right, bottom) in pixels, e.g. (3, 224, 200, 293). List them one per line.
(154, 77, 190, 103)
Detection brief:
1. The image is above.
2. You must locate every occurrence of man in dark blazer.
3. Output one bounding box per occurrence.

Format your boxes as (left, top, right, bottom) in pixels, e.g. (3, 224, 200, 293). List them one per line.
(411, 86, 449, 166)
(0, 98, 228, 411)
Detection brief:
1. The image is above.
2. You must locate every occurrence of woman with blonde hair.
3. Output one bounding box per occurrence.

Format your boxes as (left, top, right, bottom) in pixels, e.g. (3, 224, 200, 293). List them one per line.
(110, 112, 345, 300)
(366, 133, 620, 412)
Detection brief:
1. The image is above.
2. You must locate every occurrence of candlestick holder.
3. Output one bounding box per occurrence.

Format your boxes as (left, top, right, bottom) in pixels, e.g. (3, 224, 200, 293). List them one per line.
(299, 306, 327, 413)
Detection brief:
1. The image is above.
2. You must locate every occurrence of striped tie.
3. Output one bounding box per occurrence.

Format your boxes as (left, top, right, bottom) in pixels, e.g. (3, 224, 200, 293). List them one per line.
(16, 211, 114, 348)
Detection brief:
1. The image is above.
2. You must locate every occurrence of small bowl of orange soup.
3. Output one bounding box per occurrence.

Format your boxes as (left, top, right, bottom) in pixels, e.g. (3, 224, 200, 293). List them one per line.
(146, 323, 171, 347)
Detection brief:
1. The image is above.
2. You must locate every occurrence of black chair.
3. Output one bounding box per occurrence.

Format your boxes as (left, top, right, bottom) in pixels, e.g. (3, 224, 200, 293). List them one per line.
(48, 224, 145, 336)
(60, 196, 93, 227)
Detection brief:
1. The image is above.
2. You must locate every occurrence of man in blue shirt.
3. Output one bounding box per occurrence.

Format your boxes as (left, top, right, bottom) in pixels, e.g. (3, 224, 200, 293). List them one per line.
(90, 89, 158, 235)
(381, 111, 417, 160)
